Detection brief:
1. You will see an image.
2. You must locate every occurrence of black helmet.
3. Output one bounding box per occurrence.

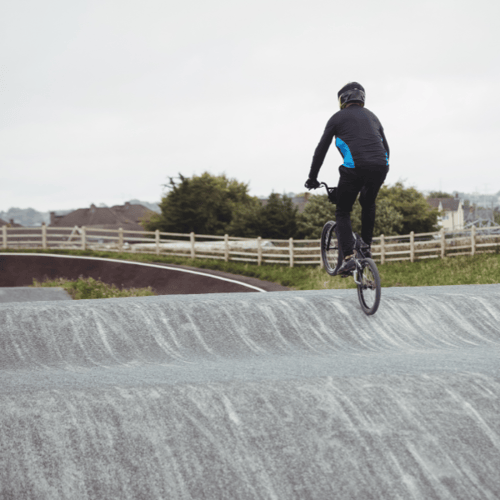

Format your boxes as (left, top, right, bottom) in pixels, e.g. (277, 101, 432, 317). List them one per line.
(338, 82, 365, 109)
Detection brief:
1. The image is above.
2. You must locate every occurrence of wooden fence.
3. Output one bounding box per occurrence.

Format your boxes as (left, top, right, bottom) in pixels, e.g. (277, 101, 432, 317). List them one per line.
(2, 224, 500, 267)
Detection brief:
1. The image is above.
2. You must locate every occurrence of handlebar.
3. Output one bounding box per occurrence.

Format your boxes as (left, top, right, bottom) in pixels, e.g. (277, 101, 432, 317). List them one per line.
(318, 182, 337, 204)
(318, 181, 335, 194)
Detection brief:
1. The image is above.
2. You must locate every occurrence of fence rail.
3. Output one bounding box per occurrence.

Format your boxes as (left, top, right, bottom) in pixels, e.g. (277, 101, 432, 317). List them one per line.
(2, 224, 500, 267)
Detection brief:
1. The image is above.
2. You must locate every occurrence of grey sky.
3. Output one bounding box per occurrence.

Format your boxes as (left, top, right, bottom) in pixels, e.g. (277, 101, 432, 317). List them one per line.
(1, 0, 499, 211)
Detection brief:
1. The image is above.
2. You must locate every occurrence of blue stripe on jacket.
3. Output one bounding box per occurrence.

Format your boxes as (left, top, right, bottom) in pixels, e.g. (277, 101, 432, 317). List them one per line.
(336, 137, 355, 168)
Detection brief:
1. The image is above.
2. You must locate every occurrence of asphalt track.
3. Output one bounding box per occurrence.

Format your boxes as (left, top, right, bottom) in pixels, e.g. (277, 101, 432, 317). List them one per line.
(1, 254, 500, 499)
(0, 253, 289, 294)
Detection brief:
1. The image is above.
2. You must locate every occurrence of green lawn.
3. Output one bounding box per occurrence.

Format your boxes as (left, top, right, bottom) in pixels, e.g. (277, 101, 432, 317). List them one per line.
(4, 247, 500, 291)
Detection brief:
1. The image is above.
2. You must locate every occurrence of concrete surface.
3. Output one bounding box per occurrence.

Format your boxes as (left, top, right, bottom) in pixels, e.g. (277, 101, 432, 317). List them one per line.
(1, 286, 500, 499)
(0, 287, 72, 303)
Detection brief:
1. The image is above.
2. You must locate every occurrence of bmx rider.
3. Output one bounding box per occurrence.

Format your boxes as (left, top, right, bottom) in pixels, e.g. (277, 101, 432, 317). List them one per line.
(305, 81, 390, 275)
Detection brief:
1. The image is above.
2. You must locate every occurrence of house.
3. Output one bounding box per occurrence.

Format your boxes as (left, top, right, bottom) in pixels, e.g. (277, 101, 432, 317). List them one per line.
(427, 197, 464, 231)
(49, 202, 155, 232)
(0, 218, 23, 228)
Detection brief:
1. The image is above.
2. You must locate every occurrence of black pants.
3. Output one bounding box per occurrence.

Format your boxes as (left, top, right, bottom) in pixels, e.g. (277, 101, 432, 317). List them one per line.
(335, 165, 389, 257)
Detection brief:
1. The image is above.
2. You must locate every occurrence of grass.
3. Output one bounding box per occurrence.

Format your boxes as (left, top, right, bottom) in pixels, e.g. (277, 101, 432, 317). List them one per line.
(378, 254, 500, 288)
(4, 247, 500, 291)
(32, 275, 155, 300)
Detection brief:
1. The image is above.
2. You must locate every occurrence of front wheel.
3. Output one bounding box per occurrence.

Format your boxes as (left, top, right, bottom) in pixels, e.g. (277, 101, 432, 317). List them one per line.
(321, 221, 341, 276)
(356, 258, 381, 315)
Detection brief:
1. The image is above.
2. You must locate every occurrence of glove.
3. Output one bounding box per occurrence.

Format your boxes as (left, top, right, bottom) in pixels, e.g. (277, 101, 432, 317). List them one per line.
(305, 178, 320, 190)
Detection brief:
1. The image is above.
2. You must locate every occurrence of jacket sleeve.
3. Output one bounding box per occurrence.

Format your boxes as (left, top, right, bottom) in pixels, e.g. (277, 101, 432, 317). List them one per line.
(308, 119, 336, 180)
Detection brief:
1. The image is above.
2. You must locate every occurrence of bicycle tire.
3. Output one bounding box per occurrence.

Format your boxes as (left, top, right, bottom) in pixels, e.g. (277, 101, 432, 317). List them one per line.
(321, 221, 341, 276)
(357, 258, 381, 315)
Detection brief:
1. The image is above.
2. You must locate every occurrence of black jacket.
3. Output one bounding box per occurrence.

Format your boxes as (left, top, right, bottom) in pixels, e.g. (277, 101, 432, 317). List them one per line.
(309, 105, 389, 180)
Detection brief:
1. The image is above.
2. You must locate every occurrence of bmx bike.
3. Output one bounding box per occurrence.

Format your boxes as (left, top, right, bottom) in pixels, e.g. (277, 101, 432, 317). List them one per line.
(319, 182, 382, 315)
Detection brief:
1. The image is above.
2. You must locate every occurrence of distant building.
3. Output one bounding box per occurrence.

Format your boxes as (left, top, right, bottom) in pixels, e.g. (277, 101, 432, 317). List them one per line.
(49, 202, 155, 231)
(0, 218, 23, 228)
(427, 198, 464, 231)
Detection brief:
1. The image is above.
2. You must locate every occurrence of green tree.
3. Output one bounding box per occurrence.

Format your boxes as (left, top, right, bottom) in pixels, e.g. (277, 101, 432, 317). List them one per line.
(428, 191, 454, 198)
(378, 182, 439, 234)
(226, 198, 263, 237)
(296, 194, 336, 239)
(297, 181, 434, 239)
(350, 198, 404, 237)
(144, 172, 257, 235)
(230, 193, 298, 239)
(297, 192, 403, 239)
(259, 193, 298, 239)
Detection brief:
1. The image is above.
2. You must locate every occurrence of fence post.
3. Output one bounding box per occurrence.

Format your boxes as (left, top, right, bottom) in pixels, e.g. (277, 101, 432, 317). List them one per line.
(2, 225, 7, 249)
(81, 226, 87, 250)
(190, 232, 195, 259)
(155, 230, 160, 256)
(471, 226, 476, 256)
(257, 237, 262, 266)
(289, 238, 294, 268)
(41, 223, 47, 249)
(380, 234, 385, 264)
(118, 228, 124, 251)
(224, 234, 229, 262)
(410, 231, 415, 263)
(440, 228, 446, 258)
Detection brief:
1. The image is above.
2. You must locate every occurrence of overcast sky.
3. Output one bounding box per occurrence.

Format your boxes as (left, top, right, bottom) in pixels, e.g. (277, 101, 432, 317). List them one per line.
(1, 0, 499, 212)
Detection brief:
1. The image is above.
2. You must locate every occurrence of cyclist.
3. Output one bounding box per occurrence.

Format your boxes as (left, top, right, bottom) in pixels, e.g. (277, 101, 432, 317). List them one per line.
(305, 82, 390, 275)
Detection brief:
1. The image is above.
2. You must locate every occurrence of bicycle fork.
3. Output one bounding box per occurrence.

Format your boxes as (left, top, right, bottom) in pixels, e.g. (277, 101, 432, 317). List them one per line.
(353, 260, 362, 286)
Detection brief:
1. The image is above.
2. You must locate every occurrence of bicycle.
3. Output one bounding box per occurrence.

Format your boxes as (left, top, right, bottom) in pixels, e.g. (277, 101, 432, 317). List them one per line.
(318, 182, 382, 315)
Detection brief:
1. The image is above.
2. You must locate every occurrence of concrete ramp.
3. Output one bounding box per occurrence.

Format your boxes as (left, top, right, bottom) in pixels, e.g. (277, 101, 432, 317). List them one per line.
(0, 287, 72, 303)
(1, 287, 500, 499)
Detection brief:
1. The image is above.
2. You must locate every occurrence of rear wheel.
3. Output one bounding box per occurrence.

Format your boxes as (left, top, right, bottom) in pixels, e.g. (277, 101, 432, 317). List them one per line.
(357, 258, 381, 315)
(321, 221, 341, 276)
